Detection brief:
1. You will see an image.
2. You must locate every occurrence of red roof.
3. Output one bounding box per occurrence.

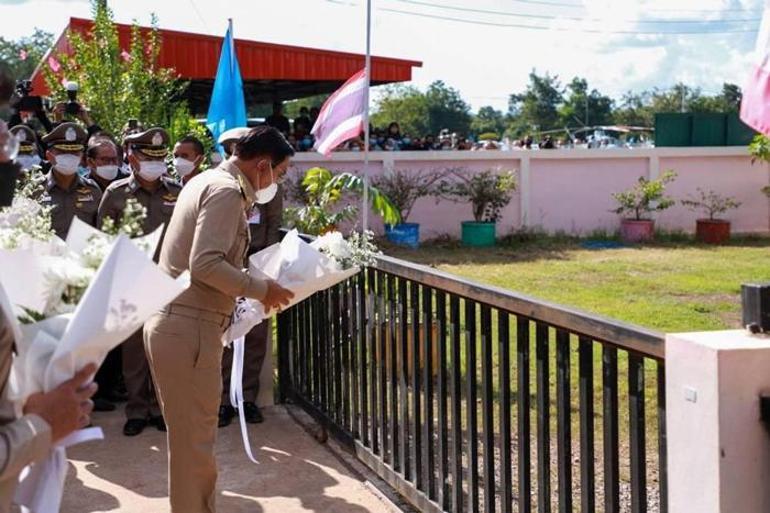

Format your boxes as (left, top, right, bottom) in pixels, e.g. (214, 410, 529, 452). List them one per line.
(31, 17, 421, 101)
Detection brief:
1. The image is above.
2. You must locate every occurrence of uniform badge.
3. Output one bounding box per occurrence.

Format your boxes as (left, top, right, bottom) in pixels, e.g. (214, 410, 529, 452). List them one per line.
(152, 133, 163, 146)
(65, 127, 76, 142)
(76, 195, 94, 203)
(161, 193, 177, 202)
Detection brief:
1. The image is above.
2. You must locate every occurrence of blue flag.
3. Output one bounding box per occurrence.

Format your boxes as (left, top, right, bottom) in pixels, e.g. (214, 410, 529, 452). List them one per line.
(206, 23, 247, 149)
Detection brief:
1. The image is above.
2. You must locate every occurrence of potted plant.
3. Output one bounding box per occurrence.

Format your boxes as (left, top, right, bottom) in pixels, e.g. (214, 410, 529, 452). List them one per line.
(681, 188, 741, 244)
(437, 169, 517, 247)
(372, 168, 446, 249)
(284, 167, 400, 236)
(611, 170, 677, 243)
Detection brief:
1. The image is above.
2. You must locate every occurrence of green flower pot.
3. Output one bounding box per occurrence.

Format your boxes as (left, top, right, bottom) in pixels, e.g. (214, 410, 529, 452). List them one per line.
(461, 221, 496, 247)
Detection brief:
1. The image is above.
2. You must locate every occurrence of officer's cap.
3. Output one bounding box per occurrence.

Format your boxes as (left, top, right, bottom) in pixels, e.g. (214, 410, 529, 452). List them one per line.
(125, 127, 169, 158)
(41, 122, 87, 152)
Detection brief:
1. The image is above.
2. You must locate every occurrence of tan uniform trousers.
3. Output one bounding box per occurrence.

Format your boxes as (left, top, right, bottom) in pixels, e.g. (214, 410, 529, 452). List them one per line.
(221, 321, 268, 406)
(123, 328, 161, 420)
(144, 306, 228, 513)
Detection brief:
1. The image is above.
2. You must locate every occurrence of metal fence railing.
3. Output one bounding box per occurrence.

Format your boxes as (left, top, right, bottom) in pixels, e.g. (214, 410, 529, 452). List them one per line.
(277, 255, 667, 513)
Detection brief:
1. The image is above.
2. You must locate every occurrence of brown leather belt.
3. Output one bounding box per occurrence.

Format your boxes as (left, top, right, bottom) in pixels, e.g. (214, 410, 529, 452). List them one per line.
(161, 304, 231, 328)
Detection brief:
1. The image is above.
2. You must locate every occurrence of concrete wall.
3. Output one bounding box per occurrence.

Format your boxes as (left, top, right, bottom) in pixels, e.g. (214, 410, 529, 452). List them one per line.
(289, 147, 770, 239)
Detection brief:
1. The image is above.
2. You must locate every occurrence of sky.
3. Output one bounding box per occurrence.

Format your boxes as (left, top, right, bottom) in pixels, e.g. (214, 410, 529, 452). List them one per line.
(0, 0, 764, 112)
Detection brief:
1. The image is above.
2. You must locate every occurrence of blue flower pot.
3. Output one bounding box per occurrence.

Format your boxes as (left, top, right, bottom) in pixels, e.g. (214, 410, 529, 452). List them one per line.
(385, 223, 420, 249)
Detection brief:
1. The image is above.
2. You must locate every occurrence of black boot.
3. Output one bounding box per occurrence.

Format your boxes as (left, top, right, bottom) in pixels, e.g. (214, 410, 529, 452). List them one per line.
(123, 418, 148, 437)
(243, 402, 264, 424)
(218, 405, 236, 428)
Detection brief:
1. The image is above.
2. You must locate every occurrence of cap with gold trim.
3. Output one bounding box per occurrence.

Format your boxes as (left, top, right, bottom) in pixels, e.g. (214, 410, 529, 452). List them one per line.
(10, 125, 38, 154)
(41, 122, 87, 152)
(124, 127, 169, 158)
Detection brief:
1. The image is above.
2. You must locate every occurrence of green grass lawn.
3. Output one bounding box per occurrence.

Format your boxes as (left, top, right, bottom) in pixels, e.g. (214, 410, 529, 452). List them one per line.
(385, 234, 770, 333)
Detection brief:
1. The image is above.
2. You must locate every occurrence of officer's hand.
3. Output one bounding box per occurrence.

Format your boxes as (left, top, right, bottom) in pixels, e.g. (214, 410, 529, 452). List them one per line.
(23, 363, 98, 443)
(51, 102, 65, 122)
(262, 280, 294, 312)
(77, 105, 93, 126)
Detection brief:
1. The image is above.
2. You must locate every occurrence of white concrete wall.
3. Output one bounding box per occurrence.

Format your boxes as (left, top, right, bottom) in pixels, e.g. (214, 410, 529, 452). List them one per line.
(667, 330, 770, 513)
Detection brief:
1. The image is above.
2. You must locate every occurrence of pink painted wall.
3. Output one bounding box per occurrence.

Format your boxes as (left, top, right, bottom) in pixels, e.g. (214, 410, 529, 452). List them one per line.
(289, 148, 769, 239)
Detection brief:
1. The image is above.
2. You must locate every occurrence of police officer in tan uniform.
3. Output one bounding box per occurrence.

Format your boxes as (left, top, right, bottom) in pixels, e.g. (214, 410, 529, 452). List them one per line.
(34, 123, 102, 239)
(9, 125, 42, 174)
(98, 127, 182, 437)
(144, 126, 294, 513)
(219, 184, 283, 427)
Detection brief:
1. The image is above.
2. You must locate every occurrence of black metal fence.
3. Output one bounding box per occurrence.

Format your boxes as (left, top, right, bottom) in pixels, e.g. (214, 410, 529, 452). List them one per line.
(277, 255, 667, 513)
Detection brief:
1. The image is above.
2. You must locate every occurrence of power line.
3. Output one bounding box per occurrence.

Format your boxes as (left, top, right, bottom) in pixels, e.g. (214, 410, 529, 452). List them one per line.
(392, 0, 760, 24)
(379, 7, 760, 34)
(503, 0, 762, 13)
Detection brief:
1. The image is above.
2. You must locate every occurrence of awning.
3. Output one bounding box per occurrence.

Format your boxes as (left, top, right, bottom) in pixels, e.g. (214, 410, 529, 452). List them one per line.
(30, 17, 422, 114)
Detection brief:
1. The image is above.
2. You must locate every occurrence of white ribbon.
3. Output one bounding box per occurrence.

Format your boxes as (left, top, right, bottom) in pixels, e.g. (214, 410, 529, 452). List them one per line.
(15, 426, 104, 513)
(229, 335, 259, 465)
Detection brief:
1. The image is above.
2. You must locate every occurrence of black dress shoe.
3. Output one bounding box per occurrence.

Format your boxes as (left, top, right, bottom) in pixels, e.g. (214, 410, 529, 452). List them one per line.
(149, 415, 166, 432)
(243, 402, 264, 424)
(93, 397, 116, 412)
(123, 418, 148, 437)
(218, 405, 236, 428)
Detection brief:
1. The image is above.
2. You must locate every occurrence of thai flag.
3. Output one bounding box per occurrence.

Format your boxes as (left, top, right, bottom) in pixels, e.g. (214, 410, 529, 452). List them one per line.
(312, 69, 367, 156)
(741, 2, 770, 136)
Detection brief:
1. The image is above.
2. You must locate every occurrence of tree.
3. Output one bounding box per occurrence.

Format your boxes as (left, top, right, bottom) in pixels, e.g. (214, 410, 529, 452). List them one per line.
(0, 29, 54, 83)
(371, 84, 429, 136)
(558, 77, 614, 128)
(507, 70, 563, 136)
(470, 106, 505, 137)
(612, 91, 654, 127)
(424, 80, 471, 135)
(42, 0, 209, 149)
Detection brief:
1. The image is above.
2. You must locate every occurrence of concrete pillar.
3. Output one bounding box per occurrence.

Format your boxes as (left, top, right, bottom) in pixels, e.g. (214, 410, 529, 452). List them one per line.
(666, 330, 770, 513)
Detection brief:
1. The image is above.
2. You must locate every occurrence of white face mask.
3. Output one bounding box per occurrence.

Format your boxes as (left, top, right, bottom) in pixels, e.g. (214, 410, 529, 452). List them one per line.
(173, 157, 196, 177)
(53, 153, 81, 176)
(137, 160, 166, 181)
(95, 165, 119, 181)
(16, 154, 40, 171)
(255, 163, 278, 205)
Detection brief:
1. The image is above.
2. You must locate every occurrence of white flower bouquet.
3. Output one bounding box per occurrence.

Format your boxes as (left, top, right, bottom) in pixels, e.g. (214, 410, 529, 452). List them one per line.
(224, 229, 378, 343)
(0, 197, 188, 513)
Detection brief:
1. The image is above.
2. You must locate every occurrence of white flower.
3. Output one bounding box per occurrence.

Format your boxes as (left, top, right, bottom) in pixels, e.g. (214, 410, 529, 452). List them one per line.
(311, 230, 380, 270)
(41, 255, 95, 316)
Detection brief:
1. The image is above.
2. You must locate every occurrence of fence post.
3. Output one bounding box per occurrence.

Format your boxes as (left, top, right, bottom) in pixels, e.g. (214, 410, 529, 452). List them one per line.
(276, 311, 291, 404)
(666, 286, 770, 513)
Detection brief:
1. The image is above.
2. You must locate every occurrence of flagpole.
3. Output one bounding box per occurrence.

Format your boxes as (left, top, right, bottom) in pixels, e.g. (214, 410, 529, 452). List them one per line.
(362, 0, 372, 233)
(228, 18, 234, 75)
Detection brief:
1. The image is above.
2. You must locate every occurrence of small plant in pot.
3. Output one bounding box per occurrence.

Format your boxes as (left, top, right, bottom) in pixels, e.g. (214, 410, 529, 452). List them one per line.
(611, 170, 677, 243)
(681, 188, 741, 244)
(372, 168, 446, 248)
(437, 168, 517, 247)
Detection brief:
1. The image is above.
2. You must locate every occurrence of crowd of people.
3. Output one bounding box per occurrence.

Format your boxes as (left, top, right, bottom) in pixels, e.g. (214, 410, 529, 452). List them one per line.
(5, 101, 281, 439)
(267, 100, 649, 153)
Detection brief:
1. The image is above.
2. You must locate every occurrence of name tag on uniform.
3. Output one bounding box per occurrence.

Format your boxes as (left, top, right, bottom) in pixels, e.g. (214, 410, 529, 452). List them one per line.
(163, 201, 176, 207)
(76, 195, 94, 203)
(248, 210, 261, 225)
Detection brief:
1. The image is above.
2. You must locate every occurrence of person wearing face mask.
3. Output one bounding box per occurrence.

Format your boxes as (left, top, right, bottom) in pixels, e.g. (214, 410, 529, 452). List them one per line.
(32, 122, 102, 239)
(144, 126, 294, 513)
(97, 127, 182, 437)
(9, 125, 42, 176)
(173, 135, 205, 185)
(86, 136, 124, 192)
(218, 174, 284, 428)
